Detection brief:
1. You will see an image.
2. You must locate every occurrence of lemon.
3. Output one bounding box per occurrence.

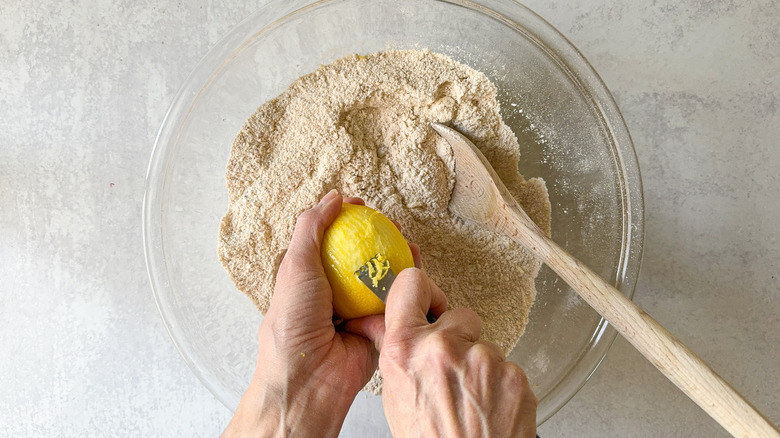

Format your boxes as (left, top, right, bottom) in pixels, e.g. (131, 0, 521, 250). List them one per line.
(321, 203, 414, 319)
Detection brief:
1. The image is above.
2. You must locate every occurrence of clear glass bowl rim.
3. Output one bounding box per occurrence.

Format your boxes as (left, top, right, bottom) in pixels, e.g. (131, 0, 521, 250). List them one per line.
(142, 0, 645, 426)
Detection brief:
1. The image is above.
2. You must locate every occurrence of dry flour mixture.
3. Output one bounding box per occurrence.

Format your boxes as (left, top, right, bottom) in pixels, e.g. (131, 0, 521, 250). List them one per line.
(218, 50, 551, 393)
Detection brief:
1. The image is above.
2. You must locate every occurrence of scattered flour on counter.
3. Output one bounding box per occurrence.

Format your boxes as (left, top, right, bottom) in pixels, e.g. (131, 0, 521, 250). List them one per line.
(218, 49, 551, 394)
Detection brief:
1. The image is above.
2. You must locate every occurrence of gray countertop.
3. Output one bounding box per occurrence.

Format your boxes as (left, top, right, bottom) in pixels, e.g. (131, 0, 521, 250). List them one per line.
(2, 1, 778, 436)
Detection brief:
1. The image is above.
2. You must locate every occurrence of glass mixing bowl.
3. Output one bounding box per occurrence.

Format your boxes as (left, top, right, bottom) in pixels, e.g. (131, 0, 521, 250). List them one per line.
(143, 0, 643, 430)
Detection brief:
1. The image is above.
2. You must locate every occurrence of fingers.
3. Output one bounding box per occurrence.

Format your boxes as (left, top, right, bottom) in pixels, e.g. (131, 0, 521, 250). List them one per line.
(345, 314, 386, 350)
(469, 339, 506, 362)
(435, 307, 482, 342)
(385, 268, 448, 333)
(343, 196, 365, 206)
(478, 339, 505, 359)
(409, 242, 422, 268)
(283, 189, 342, 270)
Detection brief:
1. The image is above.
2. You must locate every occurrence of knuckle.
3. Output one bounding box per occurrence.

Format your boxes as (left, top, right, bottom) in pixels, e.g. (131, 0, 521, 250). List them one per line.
(421, 332, 456, 368)
(466, 344, 504, 376)
(395, 266, 424, 285)
(379, 342, 406, 368)
(422, 331, 450, 352)
(452, 307, 481, 325)
(443, 307, 482, 338)
(294, 210, 317, 230)
(505, 362, 532, 388)
(471, 343, 498, 361)
(465, 348, 492, 376)
(432, 330, 454, 349)
(503, 363, 538, 406)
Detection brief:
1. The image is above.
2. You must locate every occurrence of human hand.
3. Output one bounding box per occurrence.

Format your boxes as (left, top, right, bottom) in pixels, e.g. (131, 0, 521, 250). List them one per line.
(349, 268, 538, 438)
(222, 190, 380, 438)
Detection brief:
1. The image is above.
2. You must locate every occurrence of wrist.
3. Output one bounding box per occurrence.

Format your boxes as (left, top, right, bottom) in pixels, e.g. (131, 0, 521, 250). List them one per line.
(223, 371, 354, 438)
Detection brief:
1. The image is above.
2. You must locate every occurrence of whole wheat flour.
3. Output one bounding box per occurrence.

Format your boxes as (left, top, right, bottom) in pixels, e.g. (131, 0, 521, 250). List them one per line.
(218, 50, 551, 393)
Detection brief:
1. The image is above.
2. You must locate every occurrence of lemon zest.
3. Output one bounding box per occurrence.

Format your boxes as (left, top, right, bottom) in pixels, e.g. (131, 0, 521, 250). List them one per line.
(365, 254, 390, 288)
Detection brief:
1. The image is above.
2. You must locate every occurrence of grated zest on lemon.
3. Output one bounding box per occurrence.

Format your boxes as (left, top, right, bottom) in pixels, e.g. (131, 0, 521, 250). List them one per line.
(321, 203, 414, 319)
(362, 254, 390, 288)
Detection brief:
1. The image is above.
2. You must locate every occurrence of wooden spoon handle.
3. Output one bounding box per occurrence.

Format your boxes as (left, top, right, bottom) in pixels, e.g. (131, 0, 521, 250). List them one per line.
(495, 205, 780, 438)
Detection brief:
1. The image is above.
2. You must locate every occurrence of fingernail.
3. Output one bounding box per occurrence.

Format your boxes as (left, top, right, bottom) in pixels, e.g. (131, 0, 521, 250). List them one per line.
(319, 189, 339, 205)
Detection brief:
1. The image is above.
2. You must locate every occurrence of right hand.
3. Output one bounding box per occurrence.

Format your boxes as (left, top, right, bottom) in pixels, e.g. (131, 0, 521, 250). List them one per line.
(348, 267, 538, 438)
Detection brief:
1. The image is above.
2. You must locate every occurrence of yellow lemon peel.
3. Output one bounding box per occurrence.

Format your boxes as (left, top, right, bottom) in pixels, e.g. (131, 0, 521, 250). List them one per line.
(321, 203, 414, 319)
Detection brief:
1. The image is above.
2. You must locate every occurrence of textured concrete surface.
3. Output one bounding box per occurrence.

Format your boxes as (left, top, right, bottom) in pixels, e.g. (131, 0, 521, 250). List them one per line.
(2, 1, 778, 436)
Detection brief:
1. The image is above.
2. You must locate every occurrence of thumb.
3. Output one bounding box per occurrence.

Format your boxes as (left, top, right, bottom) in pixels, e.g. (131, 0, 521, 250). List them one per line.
(345, 314, 386, 351)
(271, 190, 342, 310)
(385, 268, 448, 333)
(281, 189, 342, 272)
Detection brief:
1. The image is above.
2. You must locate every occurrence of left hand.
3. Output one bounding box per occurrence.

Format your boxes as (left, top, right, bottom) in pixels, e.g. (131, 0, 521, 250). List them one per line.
(222, 190, 384, 437)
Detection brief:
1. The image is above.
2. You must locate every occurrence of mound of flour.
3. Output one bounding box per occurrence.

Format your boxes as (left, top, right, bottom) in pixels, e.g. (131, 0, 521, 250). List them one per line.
(218, 50, 551, 393)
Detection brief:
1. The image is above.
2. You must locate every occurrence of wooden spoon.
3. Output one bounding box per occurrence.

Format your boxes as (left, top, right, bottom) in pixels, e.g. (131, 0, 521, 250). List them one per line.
(431, 122, 780, 438)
